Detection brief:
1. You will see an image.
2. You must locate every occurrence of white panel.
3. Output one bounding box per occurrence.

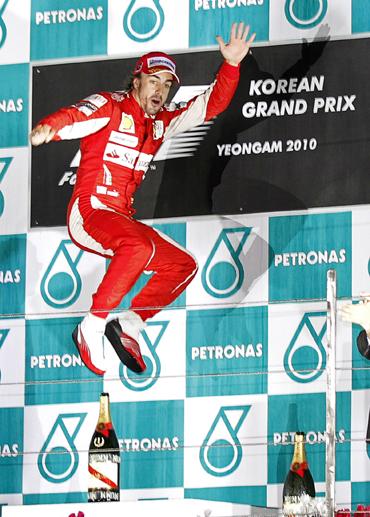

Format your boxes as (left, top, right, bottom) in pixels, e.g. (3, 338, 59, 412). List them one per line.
(0, 319, 25, 407)
(107, 0, 189, 56)
(0, 0, 31, 64)
(0, 494, 23, 506)
(351, 389, 370, 482)
(268, 300, 352, 395)
(352, 206, 370, 298)
(0, 147, 28, 234)
(25, 228, 106, 318)
(104, 309, 186, 402)
(269, 0, 351, 42)
(186, 214, 269, 310)
(184, 394, 267, 488)
(22, 401, 98, 494)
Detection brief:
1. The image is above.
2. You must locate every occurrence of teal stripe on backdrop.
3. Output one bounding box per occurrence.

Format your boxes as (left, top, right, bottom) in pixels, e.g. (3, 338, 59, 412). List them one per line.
(30, 0, 108, 60)
(0, 407, 24, 494)
(25, 317, 104, 406)
(352, 0, 370, 32)
(351, 481, 370, 509)
(0, 234, 26, 318)
(0, 65, 29, 148)
(23, 491, 86, 505)
(189, 0, 269, 47)
(185, 485, 266, 506)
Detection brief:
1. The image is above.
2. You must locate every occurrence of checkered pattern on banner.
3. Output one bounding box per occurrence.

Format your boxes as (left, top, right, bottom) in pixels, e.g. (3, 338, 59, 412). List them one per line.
(1, 207, 369, 509)
(0, 1, 370, 66)
(0, 0, 370, 512)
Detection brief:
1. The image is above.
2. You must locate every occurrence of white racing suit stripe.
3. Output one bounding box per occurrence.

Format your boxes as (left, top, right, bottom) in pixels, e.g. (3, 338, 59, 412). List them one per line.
(57, 117, 110, 140)
(68, 197, 114, 257)
(163, 81, 216, 140)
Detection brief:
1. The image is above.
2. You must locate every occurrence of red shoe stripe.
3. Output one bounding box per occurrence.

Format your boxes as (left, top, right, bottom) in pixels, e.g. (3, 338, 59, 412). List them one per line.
(76, 327, 105, 376)
(119, 332, 146, 370)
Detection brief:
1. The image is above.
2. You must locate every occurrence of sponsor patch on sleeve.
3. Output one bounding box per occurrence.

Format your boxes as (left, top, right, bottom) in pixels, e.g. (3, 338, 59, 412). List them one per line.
(166, 101, 186, 112)
(83, 93, 108, 109)
(111, 91, 126, 102)
(73, 101, 99, 116)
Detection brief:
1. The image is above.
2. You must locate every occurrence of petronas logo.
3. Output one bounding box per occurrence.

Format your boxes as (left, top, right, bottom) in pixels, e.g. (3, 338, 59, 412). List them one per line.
(200, 405, 250, 476)
(0, 157, 12, 217)
(123, 0, 165, 42)
(201, 227, 252, 298)
(120, 321, 168, 391)
(285, 0, 328, 29)
(284, 312, 326, 383)
(0, 0, 9, 49)
(40, 240, 83, 308)
(38, 413, 86, 483)
(0, 328, 9, 381)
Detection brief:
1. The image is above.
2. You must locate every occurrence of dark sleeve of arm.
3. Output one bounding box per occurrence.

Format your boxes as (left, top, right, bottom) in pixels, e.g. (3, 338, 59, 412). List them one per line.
(163, 61, 240, 140)
(36, 92, 113, 141)
(356, 329, 370, 360)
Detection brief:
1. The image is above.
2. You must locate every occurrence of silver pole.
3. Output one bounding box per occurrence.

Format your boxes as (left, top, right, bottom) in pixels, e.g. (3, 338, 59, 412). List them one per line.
(326, 269, 337, 516)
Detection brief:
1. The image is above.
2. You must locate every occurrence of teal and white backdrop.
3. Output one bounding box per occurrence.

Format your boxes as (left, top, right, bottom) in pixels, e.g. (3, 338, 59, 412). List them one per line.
(0, 0, 369, 512)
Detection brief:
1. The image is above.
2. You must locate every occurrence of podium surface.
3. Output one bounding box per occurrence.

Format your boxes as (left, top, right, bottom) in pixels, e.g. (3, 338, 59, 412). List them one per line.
(3, 498, 280, 516)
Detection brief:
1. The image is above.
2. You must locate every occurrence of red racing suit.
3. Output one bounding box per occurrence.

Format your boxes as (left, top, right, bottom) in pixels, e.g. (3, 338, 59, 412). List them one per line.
(38, 61, 240, 320)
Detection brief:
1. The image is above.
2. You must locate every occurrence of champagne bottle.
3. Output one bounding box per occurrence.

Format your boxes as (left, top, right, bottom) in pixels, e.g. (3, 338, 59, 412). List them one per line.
(282, 431, 315, 510)
(88, 392, 120, 502)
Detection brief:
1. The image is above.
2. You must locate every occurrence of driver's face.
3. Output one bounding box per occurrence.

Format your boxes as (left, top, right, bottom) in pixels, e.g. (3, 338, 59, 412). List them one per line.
(132, 72, 173, 115)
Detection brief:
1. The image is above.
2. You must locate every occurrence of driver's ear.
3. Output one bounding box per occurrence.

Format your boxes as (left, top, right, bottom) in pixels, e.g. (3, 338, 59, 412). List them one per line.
(132, 76, 140, 91)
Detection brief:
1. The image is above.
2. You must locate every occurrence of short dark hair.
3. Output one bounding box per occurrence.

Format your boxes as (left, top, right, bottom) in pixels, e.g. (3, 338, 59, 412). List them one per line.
(125, 72, 141, 91)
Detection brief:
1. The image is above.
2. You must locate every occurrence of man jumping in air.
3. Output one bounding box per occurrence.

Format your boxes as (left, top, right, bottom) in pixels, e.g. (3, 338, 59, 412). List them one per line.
(30, 22, 256, 376)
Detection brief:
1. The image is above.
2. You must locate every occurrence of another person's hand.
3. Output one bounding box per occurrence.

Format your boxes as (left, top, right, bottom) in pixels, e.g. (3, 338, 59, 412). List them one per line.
(30, 124, 56, 146)
(339, 294, 370, 334)
(216, 22, 256, 67)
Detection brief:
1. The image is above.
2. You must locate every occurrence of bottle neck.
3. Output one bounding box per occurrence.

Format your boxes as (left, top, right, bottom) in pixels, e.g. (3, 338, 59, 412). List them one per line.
(97, 394, 112, 426)
(292, 440, 307, 465)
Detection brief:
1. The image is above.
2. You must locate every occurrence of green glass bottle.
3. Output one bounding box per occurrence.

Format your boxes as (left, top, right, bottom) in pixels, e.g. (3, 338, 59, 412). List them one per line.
(282, 431, 315, 510)
(88, 393, 120, 502)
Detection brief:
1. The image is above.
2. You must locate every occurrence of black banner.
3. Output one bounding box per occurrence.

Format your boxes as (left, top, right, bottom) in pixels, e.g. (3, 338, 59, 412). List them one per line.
(31, 37, 370, 227)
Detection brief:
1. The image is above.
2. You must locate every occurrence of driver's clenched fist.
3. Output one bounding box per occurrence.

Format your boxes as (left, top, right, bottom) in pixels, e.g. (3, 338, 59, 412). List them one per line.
(30, 124, 56, 146)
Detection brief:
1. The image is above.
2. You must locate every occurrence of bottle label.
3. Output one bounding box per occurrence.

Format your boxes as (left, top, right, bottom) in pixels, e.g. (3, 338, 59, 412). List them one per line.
(282, 494, 316, 515)
(88, 455, 119, 490)
(290, 461, 308, 478)
(88, 488, 120, 503)
(97, 422, 113, 438)
(284, 494, 311, 504)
